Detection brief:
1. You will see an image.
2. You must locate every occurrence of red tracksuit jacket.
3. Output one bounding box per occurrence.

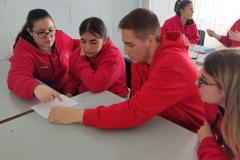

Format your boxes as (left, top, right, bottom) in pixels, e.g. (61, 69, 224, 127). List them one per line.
(63, 40, 128, 98)
(8, 30, 80, 99)
(197, 103, 236, 160)
(161, 14, 200, 44)
(83, 31, 204, 133)
(219, 19, 240, 47)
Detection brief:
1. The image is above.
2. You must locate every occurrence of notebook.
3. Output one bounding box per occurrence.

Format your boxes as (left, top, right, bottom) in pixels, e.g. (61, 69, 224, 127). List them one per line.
(189, 44, 215, 54)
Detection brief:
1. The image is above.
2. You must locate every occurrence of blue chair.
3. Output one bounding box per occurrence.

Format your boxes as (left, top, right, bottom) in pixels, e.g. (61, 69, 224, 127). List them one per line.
(198, 30, 205, 46)
(124, 57, 132, 89)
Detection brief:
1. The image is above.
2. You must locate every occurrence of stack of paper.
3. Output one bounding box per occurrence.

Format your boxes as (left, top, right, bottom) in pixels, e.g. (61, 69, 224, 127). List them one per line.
(31, 94, 79, 119)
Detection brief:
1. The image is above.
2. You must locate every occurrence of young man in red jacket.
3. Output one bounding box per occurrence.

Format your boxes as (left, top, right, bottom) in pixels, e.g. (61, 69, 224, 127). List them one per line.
(49, 8, 205, 133)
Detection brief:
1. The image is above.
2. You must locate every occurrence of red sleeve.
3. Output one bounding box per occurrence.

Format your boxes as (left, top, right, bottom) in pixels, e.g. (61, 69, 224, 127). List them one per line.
(219, 20, 240, 47)
(83, 65, 190, 129)
(72, 39, 80, 51)
(64, 48, 82, 95)
(198, 137, 231, 160)
(130, 63, 149, 98)
(130, 62, 140, 97)
(76, 54, 124, 93)
(7, 55, 40, 99)
(63, 67, 79, 95)
(219, 36, 231, 47)
(58, 30, 80, 52)
(189, 24, 200, 44)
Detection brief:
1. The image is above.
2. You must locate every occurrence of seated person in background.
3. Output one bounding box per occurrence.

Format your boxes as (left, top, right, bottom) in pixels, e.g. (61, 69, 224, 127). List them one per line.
(49, 8, 205, 133)
(7, 9, 80, 103)
(63, 17, 128, 98)
(161, 0, 199, 44)
(197, 49, 240, 160)
(206, 19, 240, 47)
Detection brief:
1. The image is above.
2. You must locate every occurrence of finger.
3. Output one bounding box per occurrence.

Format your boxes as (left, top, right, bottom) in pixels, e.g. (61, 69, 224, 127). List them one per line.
(49, 95, 55, 101)
(53, 93, 62, 102)
(45, 98, 51, 103)
(42, 99, 47, 104)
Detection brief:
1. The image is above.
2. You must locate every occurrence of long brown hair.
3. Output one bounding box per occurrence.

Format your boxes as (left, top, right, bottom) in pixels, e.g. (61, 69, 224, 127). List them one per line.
(204, 48, 240, 159)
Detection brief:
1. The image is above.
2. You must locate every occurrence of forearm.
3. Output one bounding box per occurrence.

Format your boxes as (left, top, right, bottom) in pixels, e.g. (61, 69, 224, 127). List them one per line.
(213, 33, 221, 40)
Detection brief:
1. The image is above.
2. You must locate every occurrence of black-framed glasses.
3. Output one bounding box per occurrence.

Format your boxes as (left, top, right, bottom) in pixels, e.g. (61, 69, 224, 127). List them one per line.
(197, 76, 217, 86)
(197, 68, 217, 87)
(32, 29, 57, 39)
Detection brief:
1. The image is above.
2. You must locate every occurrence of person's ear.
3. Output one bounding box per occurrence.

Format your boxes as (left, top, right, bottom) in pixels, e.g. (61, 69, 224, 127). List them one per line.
(146, 35, 156, 47)
(102, 37, 108, 45)
(180, 9, 185, 15)
(27, 28, 33, 37)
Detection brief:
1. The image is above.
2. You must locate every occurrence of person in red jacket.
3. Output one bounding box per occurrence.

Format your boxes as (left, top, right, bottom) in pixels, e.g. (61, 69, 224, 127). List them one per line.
(197, 49, 240, 160)
(49, 8, 204, 133)
(161, 0, 199, 44)
(7, 9, 80, 103)
(63, 17, 128, 98)
(206, 19, 240, 47)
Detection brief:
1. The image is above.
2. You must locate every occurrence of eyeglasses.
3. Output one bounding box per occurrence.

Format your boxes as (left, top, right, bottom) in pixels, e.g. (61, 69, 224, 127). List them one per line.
(197, 68, 217, 87)
(197, 76, 217, 86)
(32, 29, 57, 39)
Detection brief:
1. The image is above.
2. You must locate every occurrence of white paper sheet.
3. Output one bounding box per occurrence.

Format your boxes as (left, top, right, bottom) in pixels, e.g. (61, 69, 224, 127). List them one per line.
(189, 50, 198, 59)
(31, 94, 79, 119)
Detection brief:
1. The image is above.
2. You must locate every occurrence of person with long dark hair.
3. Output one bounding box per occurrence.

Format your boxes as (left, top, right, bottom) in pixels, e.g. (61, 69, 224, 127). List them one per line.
(63, 17, 128, 98)
(7, 9, 80, 103)
(161, 0, 199, 44)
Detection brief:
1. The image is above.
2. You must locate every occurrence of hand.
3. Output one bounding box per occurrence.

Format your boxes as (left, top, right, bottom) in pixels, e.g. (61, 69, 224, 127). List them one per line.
(80, 45, 85, 56)
(197, 121, 215, 143)
(206, 29, 216, 37)
(183, 34, 190, 43)
(33, 85, 62, 104)
(65, 93, 73, 98)
(48, 106, 84, 124)
(229, 30, 240, 42)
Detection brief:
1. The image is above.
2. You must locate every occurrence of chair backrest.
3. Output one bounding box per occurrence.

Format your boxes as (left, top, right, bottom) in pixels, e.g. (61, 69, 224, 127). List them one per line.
(198, 30, 205, 46)
(124, 57, 132, 89)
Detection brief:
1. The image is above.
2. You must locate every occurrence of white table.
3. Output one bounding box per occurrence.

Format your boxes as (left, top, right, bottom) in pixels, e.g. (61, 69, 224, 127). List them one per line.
(0, 91, 198, 160)
(0, 59, 39, 122)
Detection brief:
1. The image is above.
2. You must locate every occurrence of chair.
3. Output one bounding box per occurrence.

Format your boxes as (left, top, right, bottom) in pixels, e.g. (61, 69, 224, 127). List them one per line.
(124, 57, 132, 89)
(198, 30, 205, 46)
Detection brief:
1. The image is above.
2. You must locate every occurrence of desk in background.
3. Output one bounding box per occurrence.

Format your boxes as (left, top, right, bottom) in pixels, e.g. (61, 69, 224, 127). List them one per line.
(0, 58, 39, 122)
(0, 91, 198, 160)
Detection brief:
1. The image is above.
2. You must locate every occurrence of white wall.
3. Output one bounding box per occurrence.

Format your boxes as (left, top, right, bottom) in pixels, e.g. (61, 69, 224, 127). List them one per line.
(151, 0, 240, 48)
(1, 0, 239, 58)
(0, 0, 140, 58)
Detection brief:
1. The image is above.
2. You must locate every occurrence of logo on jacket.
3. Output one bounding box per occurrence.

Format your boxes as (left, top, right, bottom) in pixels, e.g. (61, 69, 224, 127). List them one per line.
(65, 53, 69, 59)
(40, 66, 49, 68)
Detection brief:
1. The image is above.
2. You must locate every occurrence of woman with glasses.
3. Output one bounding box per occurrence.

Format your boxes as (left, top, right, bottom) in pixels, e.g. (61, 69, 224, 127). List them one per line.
(196, 49, 240, 160)
(63, 17, 128, 98)
(7, 9, 80, 103)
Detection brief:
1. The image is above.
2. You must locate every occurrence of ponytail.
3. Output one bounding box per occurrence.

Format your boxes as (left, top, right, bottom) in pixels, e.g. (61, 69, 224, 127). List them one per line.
(174, 0, 192, 16)
(13, 23, 29, 48)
